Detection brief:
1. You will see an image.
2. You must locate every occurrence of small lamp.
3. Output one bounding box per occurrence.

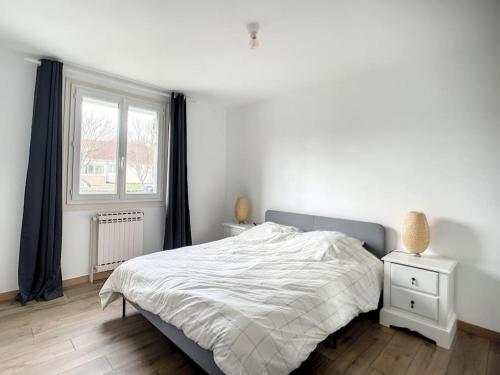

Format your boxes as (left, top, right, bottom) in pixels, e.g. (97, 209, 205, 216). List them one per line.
(234, 197, 250, 224)
(402, 211, 430, 256)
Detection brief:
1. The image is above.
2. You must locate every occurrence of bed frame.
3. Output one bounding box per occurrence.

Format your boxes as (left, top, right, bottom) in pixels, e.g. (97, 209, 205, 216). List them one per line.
(122, 210, 386, 375)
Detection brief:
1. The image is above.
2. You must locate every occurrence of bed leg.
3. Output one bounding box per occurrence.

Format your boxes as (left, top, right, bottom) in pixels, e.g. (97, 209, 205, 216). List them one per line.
(122, 297, 126, 319)
(325, 332, 337, 349)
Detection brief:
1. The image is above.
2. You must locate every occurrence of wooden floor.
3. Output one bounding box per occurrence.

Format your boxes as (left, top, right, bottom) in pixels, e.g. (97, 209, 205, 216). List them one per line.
(0, 282, 498, 375)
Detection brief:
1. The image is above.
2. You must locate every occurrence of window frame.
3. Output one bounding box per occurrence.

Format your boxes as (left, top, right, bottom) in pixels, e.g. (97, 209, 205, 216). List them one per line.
(66, 82, 168, 206)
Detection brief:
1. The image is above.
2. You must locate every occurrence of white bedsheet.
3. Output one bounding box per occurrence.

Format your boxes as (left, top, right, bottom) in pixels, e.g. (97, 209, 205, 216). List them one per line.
(100, 224, 383, 375)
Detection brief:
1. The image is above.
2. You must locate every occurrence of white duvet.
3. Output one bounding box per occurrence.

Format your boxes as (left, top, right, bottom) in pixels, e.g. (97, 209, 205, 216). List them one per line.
(100, 222, 383, 375)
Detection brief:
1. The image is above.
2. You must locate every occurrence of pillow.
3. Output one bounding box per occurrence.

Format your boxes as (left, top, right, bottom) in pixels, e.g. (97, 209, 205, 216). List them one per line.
(284, 231, 355, 260)
(236, 221, 302, 243)
(314, 230, 378, 263)
(260, 221, 301, 233)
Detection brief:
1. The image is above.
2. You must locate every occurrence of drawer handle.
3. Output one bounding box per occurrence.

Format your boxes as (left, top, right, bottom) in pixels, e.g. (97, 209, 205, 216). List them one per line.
(411, 277, 417, 286)
(410, 300, 415, 309)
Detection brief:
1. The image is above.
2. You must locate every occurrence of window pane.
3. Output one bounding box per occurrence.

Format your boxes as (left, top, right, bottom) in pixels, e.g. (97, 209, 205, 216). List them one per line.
(126, 106, 159, 194)
(79, 97, 119, 194)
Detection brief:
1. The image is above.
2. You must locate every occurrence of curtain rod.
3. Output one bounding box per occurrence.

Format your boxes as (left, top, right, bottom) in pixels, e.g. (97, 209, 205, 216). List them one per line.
(22, 57, 193, 101)
(24, 57, 41, 66)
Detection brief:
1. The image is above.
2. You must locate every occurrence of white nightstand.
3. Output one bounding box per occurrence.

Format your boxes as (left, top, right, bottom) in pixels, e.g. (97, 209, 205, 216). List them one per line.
(380, 251, 458, 349)
(222, 222, 255, 238)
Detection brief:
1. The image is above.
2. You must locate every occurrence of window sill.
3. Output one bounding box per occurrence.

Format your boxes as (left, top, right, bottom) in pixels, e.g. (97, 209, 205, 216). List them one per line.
(64, 200, 165, 211)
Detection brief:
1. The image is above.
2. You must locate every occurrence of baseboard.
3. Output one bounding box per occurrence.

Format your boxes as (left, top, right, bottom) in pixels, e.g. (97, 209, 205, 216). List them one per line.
(62, 270, 111, 288)
(0, 290, 18, 303)
(458, 320, 500, 342)
(0, 270, 112, 303)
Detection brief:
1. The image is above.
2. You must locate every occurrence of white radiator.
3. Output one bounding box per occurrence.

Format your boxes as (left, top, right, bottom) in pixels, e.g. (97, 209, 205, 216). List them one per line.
(89, 210, 144, 283)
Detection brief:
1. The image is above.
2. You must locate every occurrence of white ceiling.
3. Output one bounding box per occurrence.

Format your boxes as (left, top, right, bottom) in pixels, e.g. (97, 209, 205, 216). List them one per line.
(0, 1, 499, 107)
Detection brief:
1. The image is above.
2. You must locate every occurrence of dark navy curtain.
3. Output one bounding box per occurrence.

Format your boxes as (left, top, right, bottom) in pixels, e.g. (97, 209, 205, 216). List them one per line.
(17, 59, 63, 304)
(163, 93, 192, 250)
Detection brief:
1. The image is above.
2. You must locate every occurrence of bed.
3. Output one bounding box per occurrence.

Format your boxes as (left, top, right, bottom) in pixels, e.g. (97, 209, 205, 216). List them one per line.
(99, 210, 386, 375)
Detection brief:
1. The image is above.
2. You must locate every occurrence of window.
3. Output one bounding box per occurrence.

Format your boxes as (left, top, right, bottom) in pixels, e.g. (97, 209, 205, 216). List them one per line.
(67, 83, 167, 204)
(126, 106, 160, 194)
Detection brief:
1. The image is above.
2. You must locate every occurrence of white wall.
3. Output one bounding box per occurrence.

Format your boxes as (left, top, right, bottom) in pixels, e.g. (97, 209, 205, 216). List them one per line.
(226, 41, 500, 332)
(0, 45, 227, 293)
(0, 46, 36, 294)
(187, 98, 227, 243)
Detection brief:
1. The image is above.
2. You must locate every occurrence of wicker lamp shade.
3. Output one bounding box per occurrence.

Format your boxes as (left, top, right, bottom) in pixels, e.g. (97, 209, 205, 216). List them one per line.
(402, 211, 430, 254)
(234, 197, 250, 224)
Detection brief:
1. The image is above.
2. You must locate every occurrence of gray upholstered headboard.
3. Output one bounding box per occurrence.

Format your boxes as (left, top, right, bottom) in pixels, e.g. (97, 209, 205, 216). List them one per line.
(265, 210, 386, 259)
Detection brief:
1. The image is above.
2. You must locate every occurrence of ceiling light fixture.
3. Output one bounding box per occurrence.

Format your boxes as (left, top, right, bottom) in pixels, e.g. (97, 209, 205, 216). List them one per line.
(247, 22, 260, 49)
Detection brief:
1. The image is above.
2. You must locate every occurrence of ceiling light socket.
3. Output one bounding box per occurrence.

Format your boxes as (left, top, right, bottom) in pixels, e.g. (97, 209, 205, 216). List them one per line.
(247, 22, 259, 34)
(247, 22, 260, 49)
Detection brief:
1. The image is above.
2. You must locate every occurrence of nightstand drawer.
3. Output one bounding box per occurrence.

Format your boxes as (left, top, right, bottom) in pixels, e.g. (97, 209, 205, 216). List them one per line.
(391, 263, 438, 295)
(391, 286, 438, 321)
